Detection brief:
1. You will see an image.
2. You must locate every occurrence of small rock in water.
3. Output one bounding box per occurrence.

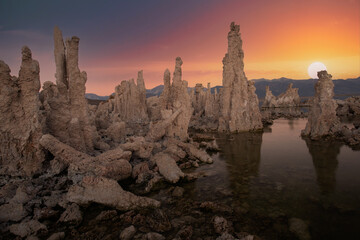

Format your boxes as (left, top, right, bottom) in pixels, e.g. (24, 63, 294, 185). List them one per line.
(172, 186, 184, 197)
(289, 218, 311, 240)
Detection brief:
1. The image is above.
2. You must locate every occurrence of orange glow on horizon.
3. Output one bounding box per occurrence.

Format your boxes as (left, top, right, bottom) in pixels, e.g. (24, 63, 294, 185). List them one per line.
(18, 0, 359, 96)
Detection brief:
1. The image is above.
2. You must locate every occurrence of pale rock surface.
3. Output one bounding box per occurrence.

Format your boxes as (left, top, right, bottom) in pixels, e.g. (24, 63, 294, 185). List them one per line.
(9, 219, 47, 238)
(262, 83, 301, 108)
(113, 72, 148, 123)
(213, 216, 231, 234)
(0, 47, 44, 176)
(262, 86, 277, 108)
(192, 83, 206, 116)
(106, 121, 126, 143)
(337, 96, 360, 117)
(58, 203, 83, 225)
(146, 108, 182, 142)
(141, 232, 166, 240)
(0, 202, 27, 222)
(218, 22, 262, 132)
(120, 225, 137, 240)
(204, 83, 220, 118)
(67, 175, 160, 211)
(153, 152, 185, 183)
(40, 26, 102, 153)
(157, 58, 193, 140)
(302, 71, 341, 139)
(40, 134, 132, 181)
(119, 136, 155, 159)
(47, 232, 65, 240)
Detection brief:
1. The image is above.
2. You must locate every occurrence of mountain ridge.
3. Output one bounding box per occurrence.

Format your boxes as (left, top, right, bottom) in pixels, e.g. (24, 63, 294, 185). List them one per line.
(85, 76, 360, 100)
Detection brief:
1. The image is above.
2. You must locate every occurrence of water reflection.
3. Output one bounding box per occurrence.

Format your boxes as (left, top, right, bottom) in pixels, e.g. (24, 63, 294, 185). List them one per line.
(304, 138, 341, 195)
(217, 132, 263, 197)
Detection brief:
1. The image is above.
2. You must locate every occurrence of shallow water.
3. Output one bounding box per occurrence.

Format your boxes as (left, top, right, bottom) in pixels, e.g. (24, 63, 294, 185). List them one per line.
(190, 118, 360, 239)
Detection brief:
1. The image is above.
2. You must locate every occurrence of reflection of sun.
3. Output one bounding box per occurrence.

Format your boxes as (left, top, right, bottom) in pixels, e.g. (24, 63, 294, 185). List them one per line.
(308, 62, 327, 79)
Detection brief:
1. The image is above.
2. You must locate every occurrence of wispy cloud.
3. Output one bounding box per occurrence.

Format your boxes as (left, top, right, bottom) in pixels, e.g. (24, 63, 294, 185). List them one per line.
(0, 29, 50, 41)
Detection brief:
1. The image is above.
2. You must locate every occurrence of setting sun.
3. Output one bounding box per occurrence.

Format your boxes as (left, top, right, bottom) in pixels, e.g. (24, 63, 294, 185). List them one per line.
(308, 62, 327, 79)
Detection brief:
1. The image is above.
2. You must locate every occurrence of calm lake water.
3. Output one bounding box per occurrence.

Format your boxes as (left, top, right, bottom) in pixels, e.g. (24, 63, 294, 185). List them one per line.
(189, 118, 360, 239)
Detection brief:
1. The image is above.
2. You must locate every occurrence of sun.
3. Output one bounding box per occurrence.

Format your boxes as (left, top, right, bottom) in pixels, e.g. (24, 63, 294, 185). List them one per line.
(308, 62, 327, 79)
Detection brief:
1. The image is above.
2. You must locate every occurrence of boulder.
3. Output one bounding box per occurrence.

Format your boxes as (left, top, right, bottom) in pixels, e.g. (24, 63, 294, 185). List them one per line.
(67, 175, 160, 211)
(153, 153, 184, 183)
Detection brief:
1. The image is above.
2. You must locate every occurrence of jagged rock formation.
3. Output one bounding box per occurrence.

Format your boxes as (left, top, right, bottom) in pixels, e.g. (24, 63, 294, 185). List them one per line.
(218, 22, 262, 132)
(204, 83, 220, 118)
(262, 83, 301, 108)
(0, 47, 44, 176)
(262, 86, 277, 108)
(113, 71, 148, 123)
(336, 96, 360, 118)
(40, 26, 101, 153)
(39, 134, 132, 181)
(302, 71, 341, 139)
(94, 70, 149, 144)
(67, 175, 160, 211)
(150, 58, 193, 140)
(191, 83, 206, 116)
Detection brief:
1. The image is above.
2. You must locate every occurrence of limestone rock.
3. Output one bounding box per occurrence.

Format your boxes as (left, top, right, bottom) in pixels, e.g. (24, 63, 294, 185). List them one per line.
(147, 96, 162, 121)
(58, 203, 82, 225)
(302, 71, 341, 139)
(218, 22, 262, 132)
(216, 233, 237, 240)
(67, 175, 160, 211)
(262, 84, 301, 108)
(213, 216, 231, 234)
(120, 225, 137, 240)
(289, 218, 311, 240)
(113, 73, 148, 123)
(0, 47, 44, 176)
(106, 121, 126, 143)
(154, 152, 184, 183)
(0, 202, 27, 222)
(9, 219, 47, 238)
(337, 96, 360, 117)
(40, 134, 132, 181)
(145, 108, 182, 142)
(204, 83, 220, 118)
(40, 26, 102, 154)
(262, 86, 277, 108)
(192, 83, 206, 116)
(47, 232, 65, 240)
(119, 137, 154, 159)
(158, 58, 193, 140)
(141, 232, 165, 240)
(177, 141, 213, 163)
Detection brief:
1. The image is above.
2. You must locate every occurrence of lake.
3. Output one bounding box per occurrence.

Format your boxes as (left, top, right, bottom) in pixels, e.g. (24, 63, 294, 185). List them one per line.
(187, 118, 360, 239)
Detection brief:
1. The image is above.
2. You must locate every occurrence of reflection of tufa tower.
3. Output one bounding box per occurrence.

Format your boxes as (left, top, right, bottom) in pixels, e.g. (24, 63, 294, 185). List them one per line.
(217, 132, 263, 196)
(218, 22, 262, 132)
(304, 138, 341, 195)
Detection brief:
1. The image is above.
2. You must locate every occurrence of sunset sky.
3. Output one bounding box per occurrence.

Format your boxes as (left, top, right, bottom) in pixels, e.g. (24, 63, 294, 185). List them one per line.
(0, 0, 359, 95)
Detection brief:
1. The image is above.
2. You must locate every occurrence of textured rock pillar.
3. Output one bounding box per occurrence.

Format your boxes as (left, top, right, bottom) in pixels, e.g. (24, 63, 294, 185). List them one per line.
(159, 57, 193, 140)
(218, 22, 262, 132)
(41, 27, 99, 153)
(0, 47, 44, 176)
(302, 71, 341, 139)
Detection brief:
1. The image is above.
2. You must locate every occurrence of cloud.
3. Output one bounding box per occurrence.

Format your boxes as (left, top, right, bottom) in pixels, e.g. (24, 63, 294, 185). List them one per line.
(0, 29, 50, 41)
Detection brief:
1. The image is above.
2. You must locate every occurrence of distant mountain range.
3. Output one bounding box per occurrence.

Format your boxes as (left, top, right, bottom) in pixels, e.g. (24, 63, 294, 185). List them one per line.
(86, 77, 360, 101)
